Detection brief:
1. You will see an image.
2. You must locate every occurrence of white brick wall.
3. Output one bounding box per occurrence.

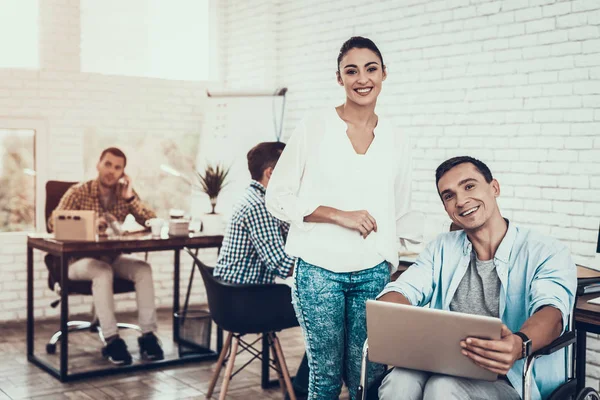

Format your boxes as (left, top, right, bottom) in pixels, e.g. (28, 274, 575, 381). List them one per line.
(221, 0, 600, 388)
(0, 0, 216, 323)
(2, 0, 600, 388)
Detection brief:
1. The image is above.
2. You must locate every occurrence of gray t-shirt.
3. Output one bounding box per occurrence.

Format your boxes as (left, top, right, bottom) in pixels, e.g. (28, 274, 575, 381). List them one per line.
(450, 252, 501, 318)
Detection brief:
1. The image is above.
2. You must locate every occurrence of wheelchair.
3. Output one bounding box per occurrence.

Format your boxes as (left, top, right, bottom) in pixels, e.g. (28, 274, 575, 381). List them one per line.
(358, 324, 600, 400)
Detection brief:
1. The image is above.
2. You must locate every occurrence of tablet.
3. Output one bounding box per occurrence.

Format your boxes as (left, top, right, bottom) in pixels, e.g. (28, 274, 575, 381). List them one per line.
(366, 300, 502, 381)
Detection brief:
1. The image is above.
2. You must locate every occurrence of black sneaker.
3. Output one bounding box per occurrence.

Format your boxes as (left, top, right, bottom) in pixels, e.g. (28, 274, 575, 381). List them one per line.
(101, 337, 133, 365)
(138, 332, 164, 361)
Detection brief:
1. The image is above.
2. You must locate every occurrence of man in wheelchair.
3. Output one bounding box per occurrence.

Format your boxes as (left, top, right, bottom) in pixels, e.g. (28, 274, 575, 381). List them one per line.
(377, 156, 577, 400)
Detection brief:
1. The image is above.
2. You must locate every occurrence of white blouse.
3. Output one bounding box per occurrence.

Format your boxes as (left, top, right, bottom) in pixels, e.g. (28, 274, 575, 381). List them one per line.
(266, 108, 415, 273)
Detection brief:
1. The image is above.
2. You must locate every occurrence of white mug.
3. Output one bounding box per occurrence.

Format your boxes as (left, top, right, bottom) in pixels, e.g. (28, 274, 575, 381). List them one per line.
(145, 218, 165, 237)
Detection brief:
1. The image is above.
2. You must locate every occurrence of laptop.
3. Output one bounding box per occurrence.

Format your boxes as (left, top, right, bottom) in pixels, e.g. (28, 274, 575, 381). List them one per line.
(366, 300, 502, 381)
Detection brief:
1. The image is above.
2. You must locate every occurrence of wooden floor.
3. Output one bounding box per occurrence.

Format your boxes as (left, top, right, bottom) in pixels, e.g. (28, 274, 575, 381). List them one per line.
(0, 309, 350, 399)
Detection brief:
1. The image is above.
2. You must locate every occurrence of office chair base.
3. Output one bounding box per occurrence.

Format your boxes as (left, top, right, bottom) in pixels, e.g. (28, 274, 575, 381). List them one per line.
(46, 320, 94, 354)
(46, 321, 142, 354)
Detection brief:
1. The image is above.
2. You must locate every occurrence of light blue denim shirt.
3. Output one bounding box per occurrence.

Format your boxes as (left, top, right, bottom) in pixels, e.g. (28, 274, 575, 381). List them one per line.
(378, 221, 577, 400)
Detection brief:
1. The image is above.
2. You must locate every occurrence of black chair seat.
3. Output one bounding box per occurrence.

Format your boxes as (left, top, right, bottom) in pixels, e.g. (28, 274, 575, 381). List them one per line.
(191, 260, 298, 334)
(44, 254, 135, 295)
(206, 279, 299, 334)
(54, 279, 136, 295)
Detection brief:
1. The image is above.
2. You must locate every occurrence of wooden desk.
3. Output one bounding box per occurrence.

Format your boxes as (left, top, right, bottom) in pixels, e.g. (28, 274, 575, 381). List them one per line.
(27, 233, 223, 382)
(575, 266, 600, 391)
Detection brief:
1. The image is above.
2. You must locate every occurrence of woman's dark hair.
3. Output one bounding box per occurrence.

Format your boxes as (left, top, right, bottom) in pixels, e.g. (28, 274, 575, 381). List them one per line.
(337, 36, 384, 72)
(435, 156, 493, 189)
(247, 141, 286, 181)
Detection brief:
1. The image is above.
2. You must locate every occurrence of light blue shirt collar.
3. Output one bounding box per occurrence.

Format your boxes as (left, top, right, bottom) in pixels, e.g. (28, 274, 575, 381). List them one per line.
(460, 218, 515, 263)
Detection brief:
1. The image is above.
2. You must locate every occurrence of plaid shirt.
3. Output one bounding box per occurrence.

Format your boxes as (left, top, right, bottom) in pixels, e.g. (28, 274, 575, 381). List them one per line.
(214, 180, 295, 284)
(48, 179, 156, 232)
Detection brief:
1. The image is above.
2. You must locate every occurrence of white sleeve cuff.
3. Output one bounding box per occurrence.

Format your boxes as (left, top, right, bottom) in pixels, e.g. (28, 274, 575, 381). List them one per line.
(289, 201, 320, 231)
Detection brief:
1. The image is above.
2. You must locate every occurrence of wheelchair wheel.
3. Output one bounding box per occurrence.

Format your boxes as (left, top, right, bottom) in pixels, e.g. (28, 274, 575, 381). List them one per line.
(576, 387, 600, 400)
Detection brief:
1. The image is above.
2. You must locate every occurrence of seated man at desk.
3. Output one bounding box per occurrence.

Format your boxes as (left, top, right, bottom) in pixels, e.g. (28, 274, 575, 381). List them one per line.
(48, 147, 164, 365)
(378, 156, 577, 400)
(214, 141, 308, 398)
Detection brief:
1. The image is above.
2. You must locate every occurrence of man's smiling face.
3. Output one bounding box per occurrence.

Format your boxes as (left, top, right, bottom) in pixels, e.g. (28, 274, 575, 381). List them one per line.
(437, 162, 500, 232)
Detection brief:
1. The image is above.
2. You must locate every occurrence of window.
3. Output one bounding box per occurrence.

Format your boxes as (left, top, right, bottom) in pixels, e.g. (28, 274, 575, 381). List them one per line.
(80, 0, 211, 81)
(0, 129, 35, 232)
(0, 119, 47, 234)
(83, 130, 201, 219)
(0, 0, 39, 69)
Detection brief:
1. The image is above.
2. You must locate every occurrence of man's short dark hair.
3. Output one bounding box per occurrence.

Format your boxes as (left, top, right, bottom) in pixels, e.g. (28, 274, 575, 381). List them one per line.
(247, 141, 286, 181)
(435, 156, 493, 191)
(99, 147, 127, 167)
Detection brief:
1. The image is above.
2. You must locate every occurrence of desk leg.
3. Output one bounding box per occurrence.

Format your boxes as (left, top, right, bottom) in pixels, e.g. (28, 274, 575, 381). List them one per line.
(577, 328, 586, 393)
(262, 334, 270, 389)
(26, 245, 34, 357)
(60, 255, 69, 381)
(173, 249, 180, 342)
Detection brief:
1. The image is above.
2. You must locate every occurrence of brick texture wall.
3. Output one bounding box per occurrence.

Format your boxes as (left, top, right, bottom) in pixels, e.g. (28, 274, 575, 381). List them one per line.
(0, 0, 217, 323)
(1, 0, 600, 388)
(221, 0, 600, 388)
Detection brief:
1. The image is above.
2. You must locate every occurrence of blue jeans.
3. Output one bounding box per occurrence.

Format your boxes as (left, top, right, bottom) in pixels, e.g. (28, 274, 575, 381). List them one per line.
(292, 259, 390, 400)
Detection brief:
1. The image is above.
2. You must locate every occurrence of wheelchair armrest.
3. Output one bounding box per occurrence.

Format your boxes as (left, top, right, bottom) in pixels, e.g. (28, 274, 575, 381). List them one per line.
(530, 330, 575, 358)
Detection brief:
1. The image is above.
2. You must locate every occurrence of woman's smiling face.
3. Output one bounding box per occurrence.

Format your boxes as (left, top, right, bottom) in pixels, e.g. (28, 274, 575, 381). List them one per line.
(337, 47, 386, 107)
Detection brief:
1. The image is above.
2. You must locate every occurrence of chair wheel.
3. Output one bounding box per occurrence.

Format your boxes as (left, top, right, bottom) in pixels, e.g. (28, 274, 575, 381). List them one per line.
(46, 343, 56, 354)
(576, 387, 600, 400)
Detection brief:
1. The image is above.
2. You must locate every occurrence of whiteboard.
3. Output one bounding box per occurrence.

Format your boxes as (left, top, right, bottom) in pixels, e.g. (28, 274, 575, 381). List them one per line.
(194, 95, 285, 218)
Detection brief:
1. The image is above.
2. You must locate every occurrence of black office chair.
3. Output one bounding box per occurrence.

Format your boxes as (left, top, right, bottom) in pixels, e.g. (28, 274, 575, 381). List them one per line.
(184, 247, 298, 400)
(44, 180, 141, 354)
(358, 313, 600, 400)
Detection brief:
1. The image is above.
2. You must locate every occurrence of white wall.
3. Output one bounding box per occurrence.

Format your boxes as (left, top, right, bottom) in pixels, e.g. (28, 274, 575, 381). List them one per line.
(0, 0, 218, 323)
(224, 0, 600, 265)
(221, 0, 600, 388)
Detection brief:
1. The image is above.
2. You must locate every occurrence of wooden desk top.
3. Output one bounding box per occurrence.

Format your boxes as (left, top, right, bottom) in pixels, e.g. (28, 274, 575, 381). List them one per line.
(575, 265, 600, 325)
(27, 232, 223, 255)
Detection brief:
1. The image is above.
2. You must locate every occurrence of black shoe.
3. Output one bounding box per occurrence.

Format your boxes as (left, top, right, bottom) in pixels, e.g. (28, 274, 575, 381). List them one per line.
(138, 332, 164, 361)
(101, 337, 132, 365)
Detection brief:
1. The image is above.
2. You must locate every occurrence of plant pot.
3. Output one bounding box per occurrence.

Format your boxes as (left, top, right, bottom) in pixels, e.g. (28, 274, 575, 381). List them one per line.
(201, 213, 224, 235)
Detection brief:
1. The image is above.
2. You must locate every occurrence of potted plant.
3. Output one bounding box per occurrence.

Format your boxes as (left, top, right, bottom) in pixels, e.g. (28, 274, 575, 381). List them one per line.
(194, 164, 230, 235)
(195, 163, 230, 214)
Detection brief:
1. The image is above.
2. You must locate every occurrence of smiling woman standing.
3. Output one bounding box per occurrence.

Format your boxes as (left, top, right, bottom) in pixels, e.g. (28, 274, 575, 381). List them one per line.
(266, 36, 413, 400)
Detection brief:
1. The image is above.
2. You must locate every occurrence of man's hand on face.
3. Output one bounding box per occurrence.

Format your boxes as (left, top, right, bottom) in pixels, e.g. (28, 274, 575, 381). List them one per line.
(460, 324, 522, 375)
(120, 174, 134, 199)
